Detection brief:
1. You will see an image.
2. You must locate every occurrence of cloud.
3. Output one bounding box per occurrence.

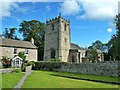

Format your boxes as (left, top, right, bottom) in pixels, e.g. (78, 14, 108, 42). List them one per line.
(0, 1, 19, 19)
(45, 5, 51, 11)
(0, 1, 33, 20)
(78, 0, 119, 20)
(60, 0, 119, 20)
(107, 28, 113, 33)
(60, 0, 80, 16)
(16, 18, 21, 22)
(118, 1, 120, 13)
(2, 0, 64, 2)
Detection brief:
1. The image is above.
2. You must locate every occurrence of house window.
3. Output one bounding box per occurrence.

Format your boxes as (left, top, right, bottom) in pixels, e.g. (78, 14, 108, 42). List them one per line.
(14, 48, 17, 54)
(51, 24, 54, 30)
(25, 49, 28, 54)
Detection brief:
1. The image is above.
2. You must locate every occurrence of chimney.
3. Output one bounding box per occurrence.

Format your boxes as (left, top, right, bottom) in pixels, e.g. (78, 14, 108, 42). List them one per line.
(31, 38, 34, 45)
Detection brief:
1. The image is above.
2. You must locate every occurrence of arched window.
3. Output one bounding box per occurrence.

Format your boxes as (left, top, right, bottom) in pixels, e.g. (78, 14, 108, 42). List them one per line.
(72, 56, 75, 63)
(51, 24, 54, 30)
(65, 38, 67, 45)
(51, 49, 55, 59)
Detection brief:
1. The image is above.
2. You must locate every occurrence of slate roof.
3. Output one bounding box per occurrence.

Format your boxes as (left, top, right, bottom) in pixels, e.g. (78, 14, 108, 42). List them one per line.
(70, 43, 81, 50)
(0, 38, 37, 49)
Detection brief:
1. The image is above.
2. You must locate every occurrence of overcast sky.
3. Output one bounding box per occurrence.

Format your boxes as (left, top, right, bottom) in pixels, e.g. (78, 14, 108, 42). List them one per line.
(0, 0, 119, 47)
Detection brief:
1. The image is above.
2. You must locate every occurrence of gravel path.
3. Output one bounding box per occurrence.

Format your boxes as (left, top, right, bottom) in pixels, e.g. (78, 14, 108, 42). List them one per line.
(13, 70, 32, 90)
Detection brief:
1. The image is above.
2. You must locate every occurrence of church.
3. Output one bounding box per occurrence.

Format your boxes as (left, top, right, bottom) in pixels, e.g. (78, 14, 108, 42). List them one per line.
(44, 15, 104, 63)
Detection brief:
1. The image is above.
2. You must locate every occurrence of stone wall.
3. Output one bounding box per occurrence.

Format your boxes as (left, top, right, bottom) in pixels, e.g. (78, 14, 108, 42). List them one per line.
(33, 61, 119, 77)
(58, 61, 119, 77)
(0, 68, 19, 74)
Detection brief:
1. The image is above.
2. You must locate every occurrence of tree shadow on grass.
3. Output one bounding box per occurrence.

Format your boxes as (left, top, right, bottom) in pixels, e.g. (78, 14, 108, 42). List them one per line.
(50, 74, 120, 85)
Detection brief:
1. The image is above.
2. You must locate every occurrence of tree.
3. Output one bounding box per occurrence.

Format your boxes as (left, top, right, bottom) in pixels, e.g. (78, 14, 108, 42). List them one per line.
(108, 14, 120, 61)
(1, 56, 10, 68)
(89, 40, 108, 52)
(114, 14, 120, 60)
(92, 40, 103, 50)
(18, 52, 27, 71)
(88, 40, 110, 61)
(19, 20, 45, 60)
(18, 52, 26, 61)
(3, 28, 20, 40)
(86, 49, 98, 62)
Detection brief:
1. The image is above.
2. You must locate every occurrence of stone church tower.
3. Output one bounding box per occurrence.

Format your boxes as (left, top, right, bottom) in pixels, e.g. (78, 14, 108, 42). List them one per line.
(44, 15, 70, 62)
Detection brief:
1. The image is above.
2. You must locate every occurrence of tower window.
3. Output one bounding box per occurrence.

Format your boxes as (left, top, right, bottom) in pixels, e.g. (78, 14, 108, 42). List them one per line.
(51, 24, 54, 30)
(51, 49, 55, 59)
(65, 38, 67, 45)
(64, 23, 66, 31)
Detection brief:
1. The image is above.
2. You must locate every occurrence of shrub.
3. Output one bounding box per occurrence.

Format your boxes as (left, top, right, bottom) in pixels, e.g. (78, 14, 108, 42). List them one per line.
(49, 59, 61, 62)
(21, 63, 27, 72)
(26, 61, 35, 66)
(12, 69, 21, 73)
(1, 56, 11, 68)
(32, 61, 66, 71)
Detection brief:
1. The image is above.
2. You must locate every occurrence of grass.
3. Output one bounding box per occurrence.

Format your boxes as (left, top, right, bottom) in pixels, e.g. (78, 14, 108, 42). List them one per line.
(1, 72, 24, 88)
(54, 71, 119, 83)
(22, 70, 119, 88)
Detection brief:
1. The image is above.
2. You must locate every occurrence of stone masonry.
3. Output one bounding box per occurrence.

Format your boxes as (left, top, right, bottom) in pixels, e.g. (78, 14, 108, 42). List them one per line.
(44, 15, 70, 62)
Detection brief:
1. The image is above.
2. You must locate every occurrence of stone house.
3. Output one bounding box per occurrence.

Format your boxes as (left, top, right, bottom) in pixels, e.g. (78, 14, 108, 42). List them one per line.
(44, 15, 104, 63)
(0, 38, 37, 67)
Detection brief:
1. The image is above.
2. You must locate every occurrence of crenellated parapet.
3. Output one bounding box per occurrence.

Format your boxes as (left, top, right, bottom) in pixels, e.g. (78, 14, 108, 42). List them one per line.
(46, 16, 70, 25)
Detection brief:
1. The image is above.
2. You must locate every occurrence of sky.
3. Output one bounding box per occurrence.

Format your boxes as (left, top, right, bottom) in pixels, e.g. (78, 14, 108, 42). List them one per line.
(0, 0, 120, 47)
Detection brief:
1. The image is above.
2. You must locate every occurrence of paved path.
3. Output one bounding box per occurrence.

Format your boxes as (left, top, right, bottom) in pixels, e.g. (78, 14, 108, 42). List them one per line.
(13, 70, 32, 90)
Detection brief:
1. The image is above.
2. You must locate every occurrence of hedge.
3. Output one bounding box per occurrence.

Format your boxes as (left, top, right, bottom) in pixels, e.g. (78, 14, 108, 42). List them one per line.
(32, 61, 67, 71)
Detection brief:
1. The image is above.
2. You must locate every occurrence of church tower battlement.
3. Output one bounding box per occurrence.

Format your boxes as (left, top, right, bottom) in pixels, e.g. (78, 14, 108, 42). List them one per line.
(44, 15, 70, 62)
(46, 16, 70, 25)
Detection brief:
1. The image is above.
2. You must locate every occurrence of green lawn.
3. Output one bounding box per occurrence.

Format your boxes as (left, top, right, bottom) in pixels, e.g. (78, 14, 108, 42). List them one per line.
(1, 72, 24, 88)
(22, 70, 119, 88)
(54, 71, 119, 83)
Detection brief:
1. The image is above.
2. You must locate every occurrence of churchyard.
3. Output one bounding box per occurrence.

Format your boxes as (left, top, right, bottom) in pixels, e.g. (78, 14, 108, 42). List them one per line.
(0, 68, 119, 89)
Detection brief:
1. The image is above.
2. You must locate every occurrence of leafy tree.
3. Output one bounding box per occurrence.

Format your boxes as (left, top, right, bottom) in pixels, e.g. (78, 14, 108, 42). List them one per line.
(88, 40, 110, 61)
(86, 49, 98, 62)
(3, 28, 20, 40)
(108, 14, 120, 61)
(18, 52, 26, 61)
(18, 52, 27, 71)
(89, 40, 108, 52)
(19, 20, 45, 60)
(92, 40, 103, 50)
(1, 56, 10, 68)
(114, 14, 120, 60)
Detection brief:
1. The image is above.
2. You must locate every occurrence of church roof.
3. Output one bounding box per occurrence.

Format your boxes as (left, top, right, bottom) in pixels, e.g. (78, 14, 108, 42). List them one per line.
(0, 38, 37, 49)
(70, 43, 81, 50)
